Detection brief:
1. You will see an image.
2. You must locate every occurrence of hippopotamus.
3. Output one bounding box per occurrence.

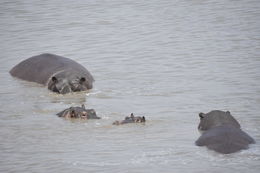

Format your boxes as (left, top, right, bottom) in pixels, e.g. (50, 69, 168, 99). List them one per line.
(9, 53, 94, 94)
(57, 104, 100, 119)
(195, 110, 255, 154)
(113, 113, 146, 125)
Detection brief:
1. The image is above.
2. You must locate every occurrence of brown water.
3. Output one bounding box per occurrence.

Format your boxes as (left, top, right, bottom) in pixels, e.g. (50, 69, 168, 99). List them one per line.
(0, 0, 260, 172)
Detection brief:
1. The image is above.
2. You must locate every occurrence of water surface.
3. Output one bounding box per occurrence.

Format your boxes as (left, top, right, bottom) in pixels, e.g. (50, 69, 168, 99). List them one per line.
(0, 0, 260, 172)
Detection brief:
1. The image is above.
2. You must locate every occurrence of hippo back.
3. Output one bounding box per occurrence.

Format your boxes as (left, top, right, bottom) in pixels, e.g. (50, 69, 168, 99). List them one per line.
(10, 53, 94, 85)
(196, 125, 255, 154)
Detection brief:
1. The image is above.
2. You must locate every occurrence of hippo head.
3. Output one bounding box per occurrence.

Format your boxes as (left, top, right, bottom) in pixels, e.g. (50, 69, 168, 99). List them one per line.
(57, 104, 100, 119)
(113, 113, 146, 125)
(198, 110, 241, 131)
(47, 71, 93, 94)
(134, 116, 146, 123)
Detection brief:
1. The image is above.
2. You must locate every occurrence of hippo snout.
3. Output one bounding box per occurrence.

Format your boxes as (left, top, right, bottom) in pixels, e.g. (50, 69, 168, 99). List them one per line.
(60, 85, 72, 94)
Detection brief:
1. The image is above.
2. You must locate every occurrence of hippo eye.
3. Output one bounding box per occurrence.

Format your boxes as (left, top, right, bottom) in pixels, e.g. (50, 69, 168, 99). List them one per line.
(71, 110, 76, 117)
(199, 113, 204, 119)
(52, 76, 57, 82)
(80, 77, 86, 83)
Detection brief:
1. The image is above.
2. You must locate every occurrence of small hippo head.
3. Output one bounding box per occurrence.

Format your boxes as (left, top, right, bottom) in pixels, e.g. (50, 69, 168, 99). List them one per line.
(198, 110, 240, 131)
(48, 71, 93, 94)
(57, 104, 100, 119)
(130, 113, 145, 123)
(125, 113, 145, 122)
(133, 115, 146, 123)
(113, 113, 146, 125)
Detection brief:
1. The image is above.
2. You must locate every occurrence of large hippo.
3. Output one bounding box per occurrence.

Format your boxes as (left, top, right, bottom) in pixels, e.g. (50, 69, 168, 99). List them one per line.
(113, 113, 146, 125)
(10, 53, 94, 94)
(57, 104, 100, 119)
(195, 110, 255, 154)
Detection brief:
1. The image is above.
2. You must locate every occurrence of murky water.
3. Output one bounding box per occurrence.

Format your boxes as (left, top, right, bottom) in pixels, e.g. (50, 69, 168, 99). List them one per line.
(0, 0, 260, 172)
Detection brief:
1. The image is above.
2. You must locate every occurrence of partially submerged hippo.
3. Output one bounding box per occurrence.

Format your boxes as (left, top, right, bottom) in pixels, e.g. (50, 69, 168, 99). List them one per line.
(10, 53, 94, 94)
(113, 113, 145, 125)
(195, 110, 255, 154)
(57, 104, 100, 119)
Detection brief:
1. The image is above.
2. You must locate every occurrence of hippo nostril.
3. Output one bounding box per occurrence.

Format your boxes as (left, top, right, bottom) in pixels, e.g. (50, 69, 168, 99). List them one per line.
(60, 85, 72, 94)
(81, 114, 87, 119)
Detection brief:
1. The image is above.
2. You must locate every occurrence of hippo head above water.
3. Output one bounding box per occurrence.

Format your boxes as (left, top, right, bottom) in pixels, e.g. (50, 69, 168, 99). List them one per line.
(9, 53, 94, 94)
(47, 71, 93, 94)
(113, 113, 146, 125)
(198, 110, 241, 131)
(57, 104, 100, 119)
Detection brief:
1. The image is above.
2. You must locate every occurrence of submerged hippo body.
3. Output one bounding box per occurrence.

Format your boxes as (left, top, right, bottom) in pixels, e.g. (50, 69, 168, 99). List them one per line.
(10, 53, 94, 94)
(195, 110, 255, 154)
(113, 113, 145, 125)
(57, 104, 100, 119)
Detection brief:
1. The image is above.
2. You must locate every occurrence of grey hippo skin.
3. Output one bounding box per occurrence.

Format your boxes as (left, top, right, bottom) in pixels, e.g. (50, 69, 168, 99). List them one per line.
(57, 104, 100, 119)
(10, 53, 94, 94)
(113, 113, 145, 125)
(195, 110, 255, 154)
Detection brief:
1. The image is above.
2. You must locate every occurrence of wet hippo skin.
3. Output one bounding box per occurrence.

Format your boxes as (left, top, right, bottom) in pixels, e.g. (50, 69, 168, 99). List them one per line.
(113, 113, 145, 125)
(195, 110, 255, 154)
(57, 104, 100, 119)
(10, 53, 94, 94)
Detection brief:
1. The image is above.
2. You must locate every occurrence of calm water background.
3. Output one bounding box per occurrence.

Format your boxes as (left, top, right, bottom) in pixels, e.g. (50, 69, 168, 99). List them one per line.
(0, 0, 260, 172)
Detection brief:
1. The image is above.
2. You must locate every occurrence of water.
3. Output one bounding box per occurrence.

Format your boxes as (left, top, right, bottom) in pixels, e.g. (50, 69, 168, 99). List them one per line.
(0, 0, 260, 172)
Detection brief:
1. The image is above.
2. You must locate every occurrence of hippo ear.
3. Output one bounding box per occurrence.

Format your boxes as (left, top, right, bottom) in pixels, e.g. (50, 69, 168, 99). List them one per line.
(226, 111, 231, 115)
(199, 113, 205, 119)
(81, 104, 85, 109)
(80, 77, 86, 83)
(52, 76, 58, 83)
